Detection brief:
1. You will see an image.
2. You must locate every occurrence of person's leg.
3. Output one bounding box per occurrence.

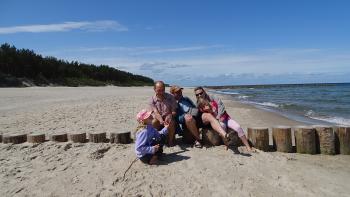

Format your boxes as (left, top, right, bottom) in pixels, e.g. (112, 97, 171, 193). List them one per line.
(201, 113, 227, 137)
(167, 119, 176, 146)
(227, 118, 252, 151)
(139, 154, 153, 164)
(184, 114, 201, 141)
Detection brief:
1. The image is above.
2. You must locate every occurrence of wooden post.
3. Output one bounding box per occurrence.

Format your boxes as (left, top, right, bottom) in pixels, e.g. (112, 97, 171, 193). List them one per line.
(294, 126, 317, 154)
(247, 127, 269, 151)
(110, 132, 131, 144)
(272, 126, 292, 153)
(3, 134, 27, 144)
(89, 132, 107, 143)
(27, 133, 46, 143)
(314, 126, 335, 155)
(68, 132, 86, 143)
(0, 133, 2, 143)
(335, 127, 350, 155)
(202, 128, 222, 146)
(49, 133, 68, 142)
(182, 129, 196, 144)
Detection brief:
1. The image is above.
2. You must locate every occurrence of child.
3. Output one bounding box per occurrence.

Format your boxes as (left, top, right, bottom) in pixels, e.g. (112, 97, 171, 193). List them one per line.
(135, 109, 169, 165)
(197, 97, 253, 152)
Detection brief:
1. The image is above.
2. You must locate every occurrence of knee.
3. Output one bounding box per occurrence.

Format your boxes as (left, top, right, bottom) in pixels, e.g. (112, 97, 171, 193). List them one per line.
(185, 114, 193, 122)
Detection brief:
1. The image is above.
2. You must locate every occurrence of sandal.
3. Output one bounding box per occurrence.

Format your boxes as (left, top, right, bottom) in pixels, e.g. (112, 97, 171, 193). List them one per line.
(223, 133, 233, 150)
(194, 140, 202, 148)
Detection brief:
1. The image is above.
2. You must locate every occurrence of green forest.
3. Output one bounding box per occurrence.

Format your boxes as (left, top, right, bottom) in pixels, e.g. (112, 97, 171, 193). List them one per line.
(0, 43, 154, 87)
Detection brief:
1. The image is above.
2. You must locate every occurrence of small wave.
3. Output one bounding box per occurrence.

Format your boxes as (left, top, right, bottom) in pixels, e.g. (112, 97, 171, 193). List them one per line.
(238, 95, 251, 99)
(213, 90, 240, 95)
(308, 116, 350, 126)
(305, 110, 315, 117)
(304, 110, 350, 125)
(247, 101, 280, 108)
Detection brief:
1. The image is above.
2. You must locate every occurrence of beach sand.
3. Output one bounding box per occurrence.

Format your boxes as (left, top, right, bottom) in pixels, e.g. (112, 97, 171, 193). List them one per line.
(0, 87, 349, 197)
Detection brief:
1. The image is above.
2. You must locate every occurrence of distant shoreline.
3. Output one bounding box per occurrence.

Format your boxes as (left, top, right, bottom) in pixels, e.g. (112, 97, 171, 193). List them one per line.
(205, 82, 350, 89)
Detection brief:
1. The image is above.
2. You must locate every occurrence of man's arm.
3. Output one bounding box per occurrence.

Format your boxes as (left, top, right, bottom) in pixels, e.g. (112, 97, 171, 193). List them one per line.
(149, 97, 164, 123)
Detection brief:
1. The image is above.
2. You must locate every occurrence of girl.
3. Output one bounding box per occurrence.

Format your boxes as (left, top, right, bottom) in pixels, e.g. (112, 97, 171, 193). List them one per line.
(135, 109, 169, 165)
(197, 97, 253, 152)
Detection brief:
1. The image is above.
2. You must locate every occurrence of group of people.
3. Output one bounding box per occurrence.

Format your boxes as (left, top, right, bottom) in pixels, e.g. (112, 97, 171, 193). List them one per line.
(135, 81, 252, 165)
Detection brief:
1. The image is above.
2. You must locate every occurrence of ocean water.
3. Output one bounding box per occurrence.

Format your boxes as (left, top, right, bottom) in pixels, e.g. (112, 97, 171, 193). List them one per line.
(211, 83, 350, 126)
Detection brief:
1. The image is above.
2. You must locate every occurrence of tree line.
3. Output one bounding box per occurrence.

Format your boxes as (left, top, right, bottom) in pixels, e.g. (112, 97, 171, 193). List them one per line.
(0, 43, 154, 87)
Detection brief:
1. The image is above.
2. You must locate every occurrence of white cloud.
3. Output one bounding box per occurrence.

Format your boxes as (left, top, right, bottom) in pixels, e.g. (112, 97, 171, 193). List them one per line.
(39, 46, 350, 85)
(0, 20, 128, 34)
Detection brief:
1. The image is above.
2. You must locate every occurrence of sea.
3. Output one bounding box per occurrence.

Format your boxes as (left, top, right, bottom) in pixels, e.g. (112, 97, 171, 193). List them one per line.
(210, 83, 350, 126)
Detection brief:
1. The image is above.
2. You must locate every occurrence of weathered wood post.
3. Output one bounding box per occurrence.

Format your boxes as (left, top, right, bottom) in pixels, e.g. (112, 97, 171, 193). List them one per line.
(27, 133, 46, 143)
(49, 133, 68, 142)
(294, 126, 317, 154)
(227, 129, 243, 147)
(272, 126, 293, 153)
(68, 132, 86, 143)
(110, 132, 131, 144)
(3, 133, 27, 144)
(335, 127, 350, 154)
(314, 126, 335, 155)
(89, 132, 107, 143)
(247, 127, 269, 151)
(202, 128, 222, 146)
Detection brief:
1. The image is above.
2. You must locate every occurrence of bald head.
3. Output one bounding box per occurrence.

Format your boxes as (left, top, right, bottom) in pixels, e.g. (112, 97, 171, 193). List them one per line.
(154, 81, 165, 98)
(154, 81, 165, 89)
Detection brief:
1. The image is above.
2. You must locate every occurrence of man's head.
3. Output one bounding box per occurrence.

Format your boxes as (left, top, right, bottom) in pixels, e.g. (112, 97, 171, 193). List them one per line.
(154, 81, 165, 98)
(170, 85, 183, 100)
(194, 86, 206, 99)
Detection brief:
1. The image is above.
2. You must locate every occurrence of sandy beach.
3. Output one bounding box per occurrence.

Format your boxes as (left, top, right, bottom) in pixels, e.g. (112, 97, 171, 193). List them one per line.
(0, 86, 349, 196)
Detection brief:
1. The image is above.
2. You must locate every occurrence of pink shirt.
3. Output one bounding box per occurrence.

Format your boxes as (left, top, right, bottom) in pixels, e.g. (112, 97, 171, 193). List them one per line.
(149, 92, 177, 117)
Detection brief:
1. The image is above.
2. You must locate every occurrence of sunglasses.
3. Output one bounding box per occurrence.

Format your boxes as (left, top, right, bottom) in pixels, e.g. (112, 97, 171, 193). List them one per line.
(195, 91, 204, 97)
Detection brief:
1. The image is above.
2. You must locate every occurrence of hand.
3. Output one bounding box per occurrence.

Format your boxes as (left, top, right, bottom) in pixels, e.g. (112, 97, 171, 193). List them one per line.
(164, 121, 170, 128)
(153, 144, 160, 153)
(159, 119, 164, 125)
(164, 115, 172, 124)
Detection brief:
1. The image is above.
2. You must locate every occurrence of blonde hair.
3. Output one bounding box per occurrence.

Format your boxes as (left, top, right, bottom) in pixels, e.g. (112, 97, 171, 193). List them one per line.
(197, 97, 211, 109)
(135, 120, 147, 133)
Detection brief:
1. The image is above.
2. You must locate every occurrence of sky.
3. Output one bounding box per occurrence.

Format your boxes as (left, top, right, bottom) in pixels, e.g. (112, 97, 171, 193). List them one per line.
(0, 0, 350, 86)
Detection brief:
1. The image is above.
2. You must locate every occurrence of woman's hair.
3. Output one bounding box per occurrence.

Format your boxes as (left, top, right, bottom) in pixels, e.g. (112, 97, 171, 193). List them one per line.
(194, 86, 204, 92)
(197, 97, 211, 109)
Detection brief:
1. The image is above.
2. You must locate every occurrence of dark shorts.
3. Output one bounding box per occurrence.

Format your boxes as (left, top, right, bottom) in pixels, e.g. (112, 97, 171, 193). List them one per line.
(196, 112, 212, 129)
(176, 112, 211, 134)
(140, 134, 166, 164)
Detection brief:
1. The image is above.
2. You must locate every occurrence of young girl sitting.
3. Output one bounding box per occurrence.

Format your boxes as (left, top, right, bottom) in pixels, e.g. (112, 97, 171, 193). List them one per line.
(197, 97, 253, 152)
(135, 109, 169, 165)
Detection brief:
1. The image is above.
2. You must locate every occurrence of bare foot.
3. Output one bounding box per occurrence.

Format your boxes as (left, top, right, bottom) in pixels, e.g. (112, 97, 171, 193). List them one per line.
(149, 155, 158, 165)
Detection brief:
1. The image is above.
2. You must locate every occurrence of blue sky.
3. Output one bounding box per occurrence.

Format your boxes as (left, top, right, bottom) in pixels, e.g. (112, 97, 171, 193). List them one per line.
(1, 0, 349, 86)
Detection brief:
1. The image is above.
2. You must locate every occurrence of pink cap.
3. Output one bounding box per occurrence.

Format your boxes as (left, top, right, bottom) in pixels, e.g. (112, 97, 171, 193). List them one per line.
(136, 109, 152, 122)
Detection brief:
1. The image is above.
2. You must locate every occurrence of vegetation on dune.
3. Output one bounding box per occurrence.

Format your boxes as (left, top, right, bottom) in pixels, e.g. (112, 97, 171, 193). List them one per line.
(0, 43, 154, 87)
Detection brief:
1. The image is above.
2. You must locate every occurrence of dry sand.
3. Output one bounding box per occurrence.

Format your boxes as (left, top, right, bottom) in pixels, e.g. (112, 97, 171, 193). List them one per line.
(0, 86, 349, 197)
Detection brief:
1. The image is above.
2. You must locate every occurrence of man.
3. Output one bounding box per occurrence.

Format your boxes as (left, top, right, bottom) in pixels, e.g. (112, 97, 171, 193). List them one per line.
(149, 81, 177, 146)
(170, 85, 202, 148)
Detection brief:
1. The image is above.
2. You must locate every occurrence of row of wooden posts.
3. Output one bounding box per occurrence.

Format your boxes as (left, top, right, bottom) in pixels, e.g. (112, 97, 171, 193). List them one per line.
(0, 132, 132, 144)
(1, 126, 349, 155)
(244, 126, 349, 155)
(198, 126, 350, 155)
